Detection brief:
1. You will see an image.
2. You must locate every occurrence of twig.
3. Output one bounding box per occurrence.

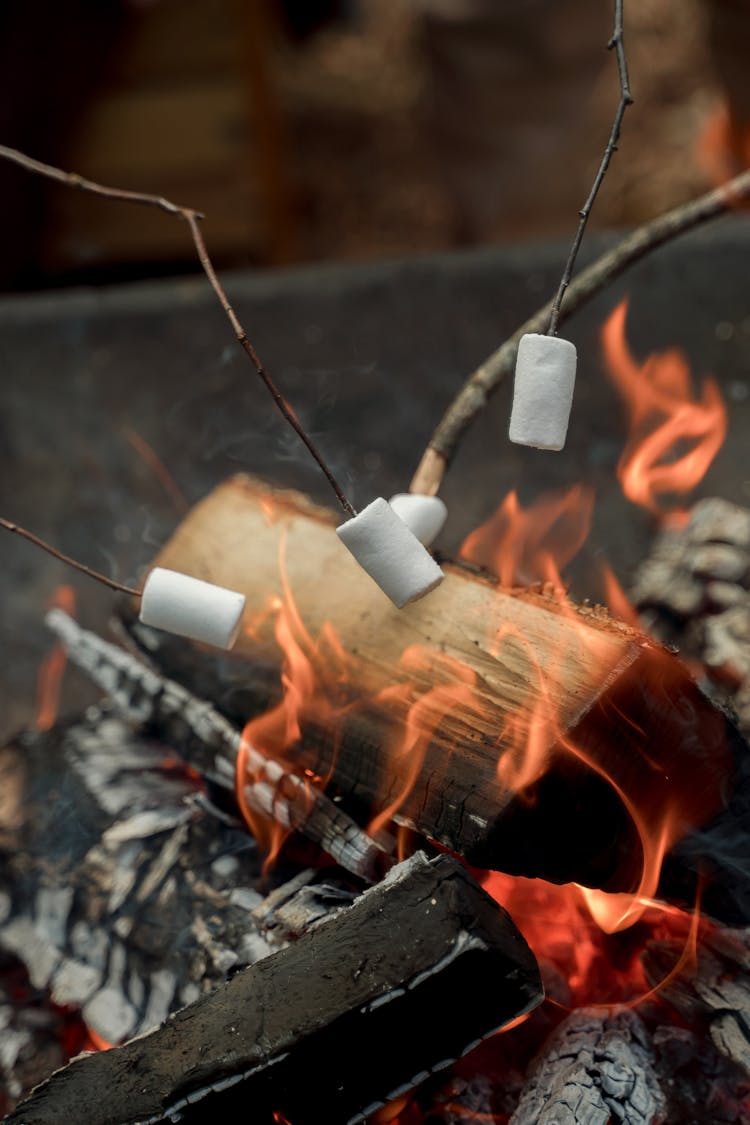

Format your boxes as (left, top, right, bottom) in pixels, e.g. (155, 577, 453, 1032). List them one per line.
(0, 517, 140, 597)
(409, 167, 750, 497)
(0, 143, 356, 518)
(547, 0, 633, 336)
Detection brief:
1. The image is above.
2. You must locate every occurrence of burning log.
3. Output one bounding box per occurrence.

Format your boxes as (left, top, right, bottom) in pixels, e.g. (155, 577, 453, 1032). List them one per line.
(509, 1006, 665, 1125)
(8, 853, 543, 1125)
(122, 474, 740, 893)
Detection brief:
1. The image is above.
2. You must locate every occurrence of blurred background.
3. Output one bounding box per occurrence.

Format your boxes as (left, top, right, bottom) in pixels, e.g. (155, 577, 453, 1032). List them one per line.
(0, 0, 748, 292)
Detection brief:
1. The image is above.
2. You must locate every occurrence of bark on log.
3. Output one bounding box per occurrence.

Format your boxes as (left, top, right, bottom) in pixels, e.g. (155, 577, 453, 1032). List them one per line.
(128, 474, 739, 892)
(8, 853, 543, 1125)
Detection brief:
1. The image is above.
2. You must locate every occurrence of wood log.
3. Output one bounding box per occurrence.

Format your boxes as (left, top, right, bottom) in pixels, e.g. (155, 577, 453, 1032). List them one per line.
(127, 474, 740, 892)
(0, 709, 366, 1047)
(642, 925, 750, 1079)
(508, 1007, 665, 1125)
(8, 853, 543, 1125)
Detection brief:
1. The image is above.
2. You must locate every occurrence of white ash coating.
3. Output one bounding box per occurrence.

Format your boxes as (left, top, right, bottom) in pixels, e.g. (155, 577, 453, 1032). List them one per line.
(139, 567, 246, 650)
(389, 493, 448, 547)
(509, 332, 577, 451)
(336, 497, 444, 608)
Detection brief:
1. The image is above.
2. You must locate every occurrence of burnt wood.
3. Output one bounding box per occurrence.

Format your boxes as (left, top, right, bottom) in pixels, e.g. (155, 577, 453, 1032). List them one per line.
(643, 925, 750, 1079)
(118, 474, 742, 894)
(8, 853, 543, 1125)
(0, 709, 360, 1047)
(509, 1006, 665, 1125)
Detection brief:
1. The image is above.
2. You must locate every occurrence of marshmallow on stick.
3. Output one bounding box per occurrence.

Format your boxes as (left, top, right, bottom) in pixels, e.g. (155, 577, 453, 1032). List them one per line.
(139, 567, 246, 650)
(509, 333, 577, 451)
(388, 493, 447, 547)
(337, 498, 444, 608)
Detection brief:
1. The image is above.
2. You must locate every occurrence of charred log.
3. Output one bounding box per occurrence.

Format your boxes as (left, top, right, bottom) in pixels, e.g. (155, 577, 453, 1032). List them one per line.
(651, 1025, 750, 1124)
(8, 853, 543, 1125)
(45, 608, 387, 880)
(112, 475, 740, 895)
(0, 709, 364, 1047)
(642, 925, 750, 1078)
(508, 1006, 665, 1125)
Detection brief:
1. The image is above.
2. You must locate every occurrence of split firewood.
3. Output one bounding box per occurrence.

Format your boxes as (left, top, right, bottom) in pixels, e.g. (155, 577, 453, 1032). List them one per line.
(509, 1006, 665, 1125)
(0, 708, 364, 1050)
(8, 853, 543, 1125)
(642, 925, 750, 1079)
(122, 474, 743, 894)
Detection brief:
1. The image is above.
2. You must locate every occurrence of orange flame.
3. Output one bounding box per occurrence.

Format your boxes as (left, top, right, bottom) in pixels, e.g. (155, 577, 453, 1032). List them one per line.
(460, 486, 594, 588)
(697, 101, 750, 187)
(84, 1025, 114, 1051)
(602, 298, 726, 517)
(236, 533, 353, 868)
(600, 561, 640, 628)
(35, 585, 77, 730)
(368, 649, 485, 841)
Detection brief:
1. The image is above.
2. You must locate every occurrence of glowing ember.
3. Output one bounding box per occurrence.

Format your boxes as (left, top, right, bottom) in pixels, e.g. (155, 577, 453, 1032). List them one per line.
(601, 298, 727, 518)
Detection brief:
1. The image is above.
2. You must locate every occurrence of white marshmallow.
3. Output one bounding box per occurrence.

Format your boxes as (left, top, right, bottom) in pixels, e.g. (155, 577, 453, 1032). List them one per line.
(509, 333, 577, 451)
(139, 567, 246, 650)
(388, 493, 448, 547)
(337, 498, 444, 608)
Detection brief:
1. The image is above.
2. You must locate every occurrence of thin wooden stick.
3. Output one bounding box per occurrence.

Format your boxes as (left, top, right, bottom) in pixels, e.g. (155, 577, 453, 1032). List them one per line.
(409, 167, 750, 497)
(0, 517, 140, 597)
(547, 0, 633, 337)
(0, 143, 356, 518)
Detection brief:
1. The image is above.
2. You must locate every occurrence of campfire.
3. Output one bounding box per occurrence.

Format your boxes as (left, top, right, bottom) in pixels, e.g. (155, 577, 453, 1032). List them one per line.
(4, 295, 750, 1123)
(4, 7, 750, 1119)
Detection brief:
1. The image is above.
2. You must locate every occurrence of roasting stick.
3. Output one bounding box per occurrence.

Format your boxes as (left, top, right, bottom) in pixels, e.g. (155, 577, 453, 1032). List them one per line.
(0, 516, 247, 648)
(0, 144, 448, 607)
(508, 0, 633, 453)
(45, 608, 389, 881)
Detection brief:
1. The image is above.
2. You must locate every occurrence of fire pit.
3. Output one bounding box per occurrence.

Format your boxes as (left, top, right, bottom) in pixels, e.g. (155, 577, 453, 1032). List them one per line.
(3, 216, 750, 1122)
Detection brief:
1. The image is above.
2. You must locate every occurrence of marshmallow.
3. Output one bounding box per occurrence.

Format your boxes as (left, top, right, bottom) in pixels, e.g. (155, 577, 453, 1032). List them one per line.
(337, 498, 444, 608)
(388, 493, 448, 547)
(139, 567, 246, 650)
(509, 333, 577, 451)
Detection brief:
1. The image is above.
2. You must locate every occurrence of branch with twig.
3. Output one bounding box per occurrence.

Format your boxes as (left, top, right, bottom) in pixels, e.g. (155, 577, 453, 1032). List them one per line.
(0, 517, 140, 597)
(409, 167, 750, 497)
(0, 143, 356, 519)
(547, 0, 633, 337)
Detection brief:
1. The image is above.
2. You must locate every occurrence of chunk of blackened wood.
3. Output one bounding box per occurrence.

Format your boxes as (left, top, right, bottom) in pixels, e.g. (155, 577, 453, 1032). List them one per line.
(118, 475, 740, 894)
(509, 1007, 665, 1125)
(643, 926, 750, 1078)
(652, 1026, 750, 1125)
(8, 854, 542, 1125)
